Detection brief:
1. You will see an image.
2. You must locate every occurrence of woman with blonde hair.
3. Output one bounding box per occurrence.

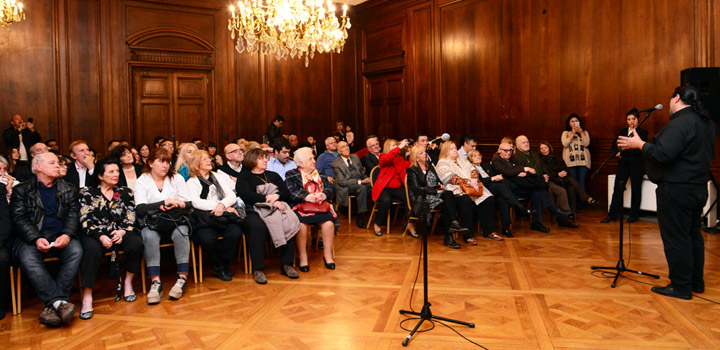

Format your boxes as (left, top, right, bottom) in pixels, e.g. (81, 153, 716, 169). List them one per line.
(174, 143, 198, 180)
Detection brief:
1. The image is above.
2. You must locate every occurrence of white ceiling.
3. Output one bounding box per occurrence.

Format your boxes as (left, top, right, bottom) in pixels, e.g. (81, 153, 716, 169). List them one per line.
(335, 0, 368, 5)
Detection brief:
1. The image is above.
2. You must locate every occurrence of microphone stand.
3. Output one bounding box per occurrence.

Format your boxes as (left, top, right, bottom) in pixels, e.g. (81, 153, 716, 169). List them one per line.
(590, 109, 656, 180)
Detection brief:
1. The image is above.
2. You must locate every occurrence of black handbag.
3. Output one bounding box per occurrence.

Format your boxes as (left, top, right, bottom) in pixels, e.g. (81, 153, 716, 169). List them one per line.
(139, 208, 192, 233)
(192, 206, 246, 230)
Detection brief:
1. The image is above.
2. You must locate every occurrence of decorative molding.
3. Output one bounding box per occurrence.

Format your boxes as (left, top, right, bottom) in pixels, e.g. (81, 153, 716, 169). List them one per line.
(362, 52, 405, 75)
(126, 27, 214, 65)
(130, 50, 211, 65)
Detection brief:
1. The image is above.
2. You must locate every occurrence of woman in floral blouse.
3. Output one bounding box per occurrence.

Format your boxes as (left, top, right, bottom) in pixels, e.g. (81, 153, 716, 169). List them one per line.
(78, 158, 144, 320)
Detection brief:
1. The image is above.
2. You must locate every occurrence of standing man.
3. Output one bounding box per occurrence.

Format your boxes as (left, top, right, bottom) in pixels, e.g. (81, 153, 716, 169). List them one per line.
(331, 141, 371, 228)
(3, 114, 42, 164)
(65, 140, 97, 189)
(265, 115, 285, 144)
(266, 139, 297, 180)
(618, 85, 717, 300)
(316, 137, 339, 181)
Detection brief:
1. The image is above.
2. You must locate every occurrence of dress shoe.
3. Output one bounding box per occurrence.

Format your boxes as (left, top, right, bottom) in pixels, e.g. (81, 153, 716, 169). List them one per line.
(693, 283, 705, 294)
(213, 265, 232, 281)
(501, 228, 513, 238)
(356, 215, 366, 228)
(627, 216, 639, 223)
(600, 215, 616, 223)
(558, 219, 580, 228)
(56, 302, 77, 325)
(298, 265, 310, 272)
(323, 257, 336, 270)
(448, 220, 469, 233)
(551, 206, 572, 217)
(253, 270, 267, 284)
(39, 307, 62, 328)
(651, 284, 692, 300)
(225, 264, 234, 277)
(443, 235, 461, 249)
(530, 222, 550, 233)
(281, 264, 299, 279)
(515, 204, 532, 216)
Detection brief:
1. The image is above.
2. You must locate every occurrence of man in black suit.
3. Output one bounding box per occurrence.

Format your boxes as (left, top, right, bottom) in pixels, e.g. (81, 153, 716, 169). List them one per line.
(361, 135, 381, 176)
(64, 140, 97, 189)
(331, 141, 371, 228)
(2, 114, 41, 164)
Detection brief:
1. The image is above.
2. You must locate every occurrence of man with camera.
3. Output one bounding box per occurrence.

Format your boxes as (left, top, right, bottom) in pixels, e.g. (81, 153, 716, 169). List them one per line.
(3, 114, 42, 164)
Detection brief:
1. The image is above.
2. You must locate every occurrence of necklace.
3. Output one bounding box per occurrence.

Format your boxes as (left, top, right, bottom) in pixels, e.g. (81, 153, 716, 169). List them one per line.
(255, 173, 269, 184)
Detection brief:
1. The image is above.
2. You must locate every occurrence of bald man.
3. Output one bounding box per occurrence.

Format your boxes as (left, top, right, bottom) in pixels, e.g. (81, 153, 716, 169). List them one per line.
(218, 143, 244, 180)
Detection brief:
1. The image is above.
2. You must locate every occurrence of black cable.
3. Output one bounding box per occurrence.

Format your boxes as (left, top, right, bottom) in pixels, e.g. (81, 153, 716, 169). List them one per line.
(435, 320, 489, 350)
(407, 238, 424, 313)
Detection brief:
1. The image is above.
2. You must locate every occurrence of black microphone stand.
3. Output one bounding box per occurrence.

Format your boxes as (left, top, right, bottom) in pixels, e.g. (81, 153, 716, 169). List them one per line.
(590, 109, 656, 180)
(399, 213, 475, 346)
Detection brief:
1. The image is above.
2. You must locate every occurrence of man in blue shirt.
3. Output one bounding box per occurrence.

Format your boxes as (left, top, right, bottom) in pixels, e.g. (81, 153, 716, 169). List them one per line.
(316, 136, 339, 182)
(266, 139, 297, 180)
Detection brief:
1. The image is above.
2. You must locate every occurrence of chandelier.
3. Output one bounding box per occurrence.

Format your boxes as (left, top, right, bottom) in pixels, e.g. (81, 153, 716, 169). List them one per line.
(0, 0, 24, 27)
(228, 0, 351, 67)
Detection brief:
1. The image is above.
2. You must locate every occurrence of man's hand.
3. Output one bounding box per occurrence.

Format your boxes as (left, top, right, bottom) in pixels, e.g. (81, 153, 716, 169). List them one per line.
(525, 167, 536, 174)
(615, 152, 622, 158)
(361, 177, 371, 185)
(53, 234, 70, 249)
(558, 170, 567, 178)
(617, 133, 645, 150)
(36, 238, 51, 253)
(25, 121, 35, 131)
(327, 177, 335, 184)
(543, 174, 549, 183)
(491, 174, 503, 182)
(518, 172, 527, 177)
(83, 154, 95, 170)
(99, 235, 113, 249)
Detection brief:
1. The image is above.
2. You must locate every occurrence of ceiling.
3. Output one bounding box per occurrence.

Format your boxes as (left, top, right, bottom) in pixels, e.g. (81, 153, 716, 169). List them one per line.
(335, 0, 368, 5)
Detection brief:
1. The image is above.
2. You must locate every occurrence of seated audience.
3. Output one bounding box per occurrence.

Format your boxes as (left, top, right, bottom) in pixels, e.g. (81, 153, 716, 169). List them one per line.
(492, 140, 570, 233)
(11, 152, 82, 327)
(78, 158, 143, 320)
(467, 150, 530, 238)
(330, 141, 371, 228)
(219, 142, 244, 180)
(236, 148, 299, 283)
(0, 156, 17, 198)
(65, 140, 97, 189)
(514, 135, 578, 228)
(7, 147, 20, 174)
(538, 141, 597, 215)
(436, 141, 500, 243)
(186, 150, 243, 281)
(315, 136, 339, 181)
(285, 147, 338, 271)
(266, 138, 297, 180)
(46, 139, 60, 153)
(361, 135, 382, 177)
(110, 145, 143, 190)
(174, 143, 198, 181)
(134, 148, 192, 304)
(407, 144, 465, 248)
(14, 142, 49, 182)
(2, 114, 41, 164)
(58, 155, 70, 179)
(138, 144, 150, 165)
(458, 134, 478, 159)
(207, 142, 223, 169)
(371, 139, 410, 236)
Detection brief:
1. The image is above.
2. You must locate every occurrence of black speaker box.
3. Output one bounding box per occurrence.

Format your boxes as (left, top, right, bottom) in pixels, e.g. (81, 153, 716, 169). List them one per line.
(681, 67, 720, 123)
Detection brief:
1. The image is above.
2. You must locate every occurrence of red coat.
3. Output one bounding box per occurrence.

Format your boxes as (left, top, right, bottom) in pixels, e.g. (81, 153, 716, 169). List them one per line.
(372, 147, 410, 201)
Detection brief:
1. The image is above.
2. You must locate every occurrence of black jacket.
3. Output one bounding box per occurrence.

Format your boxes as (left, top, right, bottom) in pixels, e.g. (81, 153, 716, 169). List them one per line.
(361, 152, 380, 177)
(64, 162, 99, 189)
(10, 176, 80, 246)
(612, 127, 648, 164)
(118, 164, 144, 188)
(0, 187, 11, 250)
(643, 107, 718, 184)
(2, 127, 41, 153)
(406, 165, 441, 217)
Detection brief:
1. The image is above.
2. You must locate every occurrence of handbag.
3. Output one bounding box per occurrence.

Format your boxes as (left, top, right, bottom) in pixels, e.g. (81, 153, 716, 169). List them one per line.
(192, 206, 246, 230)
(138, 208, 192, 233)
(297, 201, 331, 214)
(459, 179, 483, 197)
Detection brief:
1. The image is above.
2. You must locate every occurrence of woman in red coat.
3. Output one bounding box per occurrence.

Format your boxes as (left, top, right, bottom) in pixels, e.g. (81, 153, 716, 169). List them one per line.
(371, 138, 410, 236)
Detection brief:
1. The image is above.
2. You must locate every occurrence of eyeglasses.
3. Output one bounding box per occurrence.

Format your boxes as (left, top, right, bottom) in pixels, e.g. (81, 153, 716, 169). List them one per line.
(227, 149, 242, 155)
(499, 148, 513, 152)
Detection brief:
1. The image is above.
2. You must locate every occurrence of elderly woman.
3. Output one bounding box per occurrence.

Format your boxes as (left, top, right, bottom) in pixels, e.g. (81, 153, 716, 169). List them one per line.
(0, 156, 17, 200)
(174, 143, 198, 181)
(407, 145, 466, 249)
(110, 145, 144, 190)
(561, 114, 591, 190)
(285, 147, 338, 270)
(186, 150, 242, 281)
(539, 142, 597, 216)
(134, 148, 192, 305)
(372, 138, 411, 236)
(436, 141, 502, 243)
(235, 148, 298, 284)
(78, 158, 144, 319)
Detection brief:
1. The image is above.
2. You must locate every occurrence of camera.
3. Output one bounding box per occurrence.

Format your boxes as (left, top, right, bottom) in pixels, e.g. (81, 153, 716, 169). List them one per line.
(28, 118, 33, 123)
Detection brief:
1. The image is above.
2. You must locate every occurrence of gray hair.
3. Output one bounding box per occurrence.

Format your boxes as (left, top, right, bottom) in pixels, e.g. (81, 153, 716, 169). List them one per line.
(31, 152, 55, 175)
(294, 147, 314, 166)
(0, 156, 7, 167)
(324, 136, 336, 147)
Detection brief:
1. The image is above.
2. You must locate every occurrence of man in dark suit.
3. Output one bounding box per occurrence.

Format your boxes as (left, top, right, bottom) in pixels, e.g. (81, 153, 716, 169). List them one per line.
(2, 114, 42, 164)
(64, 140, 97, 189)
(331, 141, 371, 228)
(361, 135, 381, 176)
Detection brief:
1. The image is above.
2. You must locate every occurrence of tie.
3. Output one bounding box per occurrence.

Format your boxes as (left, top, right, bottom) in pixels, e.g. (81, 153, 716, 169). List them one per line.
(347, 158, 352, 168)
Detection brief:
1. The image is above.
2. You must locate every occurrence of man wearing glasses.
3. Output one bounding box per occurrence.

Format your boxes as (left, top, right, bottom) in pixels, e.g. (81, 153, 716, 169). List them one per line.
(218, 143, 244, 182)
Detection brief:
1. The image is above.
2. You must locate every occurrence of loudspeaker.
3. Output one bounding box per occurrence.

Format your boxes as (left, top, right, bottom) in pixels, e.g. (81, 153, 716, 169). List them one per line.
(681, 67, 720, 123)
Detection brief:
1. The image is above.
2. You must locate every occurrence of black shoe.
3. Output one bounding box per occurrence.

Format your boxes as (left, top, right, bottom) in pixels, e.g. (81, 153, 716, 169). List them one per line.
(693, 283, 705, 294)
(515, 204, 532, 216)
(551, 206, 572, 217)
(627, 216, 639, 223)
(448, 220, 469, 233)
(501, 228, 513, 238)
(600, 215, 616, 223)
(298, 265, 310, 272)
(651, 284, 692, 300)
(443, 235, 461, 249)
(323, 257, 336, 270)
(0, 310, 5, 320)
(530, 222, 550, 233)
(213, 265, 231, 281)
(356, 215, 366, 228)
(224, 264, 234, 277)
(558, 219, 580, 228)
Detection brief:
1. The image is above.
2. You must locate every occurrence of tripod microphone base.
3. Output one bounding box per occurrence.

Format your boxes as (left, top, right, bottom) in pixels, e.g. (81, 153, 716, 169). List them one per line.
(592, 259, 659, 288)
(399, 303, 475, 346)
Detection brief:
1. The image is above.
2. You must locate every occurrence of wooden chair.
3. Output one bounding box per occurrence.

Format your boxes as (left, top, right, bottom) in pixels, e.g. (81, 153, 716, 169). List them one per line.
(196, 235, 252, 283)
(16, 257, 72, 314)
(334, 195, 357, 226)
(9, 266, 16, 316)
(401, 173, 441, 238)
(365, 166, 404, 236)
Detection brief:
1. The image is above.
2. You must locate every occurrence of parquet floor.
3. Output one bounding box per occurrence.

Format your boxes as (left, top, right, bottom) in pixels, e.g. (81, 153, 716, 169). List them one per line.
(3, 210, 720, 349)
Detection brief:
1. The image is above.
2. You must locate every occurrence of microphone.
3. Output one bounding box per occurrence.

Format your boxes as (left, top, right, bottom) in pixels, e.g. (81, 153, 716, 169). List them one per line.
(430, 133, 450, 143)
(639, 104, 663, 113)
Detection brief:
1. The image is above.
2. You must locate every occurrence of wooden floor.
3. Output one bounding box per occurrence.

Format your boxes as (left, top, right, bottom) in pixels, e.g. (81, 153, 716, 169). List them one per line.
(3, 210, 720, 349)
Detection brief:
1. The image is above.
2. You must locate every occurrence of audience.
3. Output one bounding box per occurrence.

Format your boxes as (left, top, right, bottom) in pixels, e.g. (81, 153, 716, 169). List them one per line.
(11, 152, 82, 327)
(110, 145, 143, 190)
(361, 135, 382, 177)
(7, 147, 20, 174)
(315, 136, 339, 181)
(218, 143, 244, 180)
(266, 138, 297, 180)
(46, 139, 60, 153)
(65, 140, 97, 189)
(186, 150, 243, 281)
(538, 141, 597, 216)
(134, 148, 192, 305)
(138, 144, 150, 164)
(285, 147, 338, 271)
(78, 158, 143, 320)
(561, 114, 591, 190)
(14, 142, 49, 182)
(0, 156, 17, 198)
(371, 139, 410, 236)
(207, 142, 223, 169)
(330, 141, 371, 228)
(174, 143, 198, 181)
(457, 134, 478, 159)
(2, 114, 42, 164)
(333, 122, 346, 142)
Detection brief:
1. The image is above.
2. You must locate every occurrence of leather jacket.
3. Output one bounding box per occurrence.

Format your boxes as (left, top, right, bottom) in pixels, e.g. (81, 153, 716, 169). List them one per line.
(10, 176, 80, 246)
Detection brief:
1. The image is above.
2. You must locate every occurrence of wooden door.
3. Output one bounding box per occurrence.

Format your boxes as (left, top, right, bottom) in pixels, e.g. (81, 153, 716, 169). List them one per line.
(365, 71, 404, 140)
(133, 69, 212, 147)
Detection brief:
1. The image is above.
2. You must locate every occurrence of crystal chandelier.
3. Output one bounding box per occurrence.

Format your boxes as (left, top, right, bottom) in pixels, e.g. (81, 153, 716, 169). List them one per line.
(0, 0, 24, 27)
(228, 0, 351, 67)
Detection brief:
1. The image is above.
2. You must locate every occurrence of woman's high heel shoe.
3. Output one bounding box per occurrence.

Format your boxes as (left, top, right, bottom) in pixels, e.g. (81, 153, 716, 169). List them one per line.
(600, 215, 616, 223)
(323, 257, 335, 270)
(298, 265, 310, 272)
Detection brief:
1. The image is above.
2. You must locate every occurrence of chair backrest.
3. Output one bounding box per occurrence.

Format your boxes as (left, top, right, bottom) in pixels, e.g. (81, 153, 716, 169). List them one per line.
(369, 165, 380, 187)
(404, 173, 413, 212)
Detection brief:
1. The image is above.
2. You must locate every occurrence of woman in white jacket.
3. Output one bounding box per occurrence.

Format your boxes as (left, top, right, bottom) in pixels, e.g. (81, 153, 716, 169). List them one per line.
(186, 150, 243, 281)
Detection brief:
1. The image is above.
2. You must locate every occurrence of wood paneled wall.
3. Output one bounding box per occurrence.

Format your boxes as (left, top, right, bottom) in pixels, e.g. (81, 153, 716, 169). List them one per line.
(355, 0, 720, 196)
(0, 0, 358, 155)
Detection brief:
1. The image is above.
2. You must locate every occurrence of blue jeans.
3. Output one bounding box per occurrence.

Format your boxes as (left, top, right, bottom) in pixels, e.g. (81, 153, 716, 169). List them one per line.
(17, 239, 83, 307)
(568, 166, 588, 190)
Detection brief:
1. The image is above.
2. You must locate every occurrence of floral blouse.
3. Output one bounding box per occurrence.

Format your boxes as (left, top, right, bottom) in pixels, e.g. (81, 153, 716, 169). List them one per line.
(79, 186, 136, 240)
